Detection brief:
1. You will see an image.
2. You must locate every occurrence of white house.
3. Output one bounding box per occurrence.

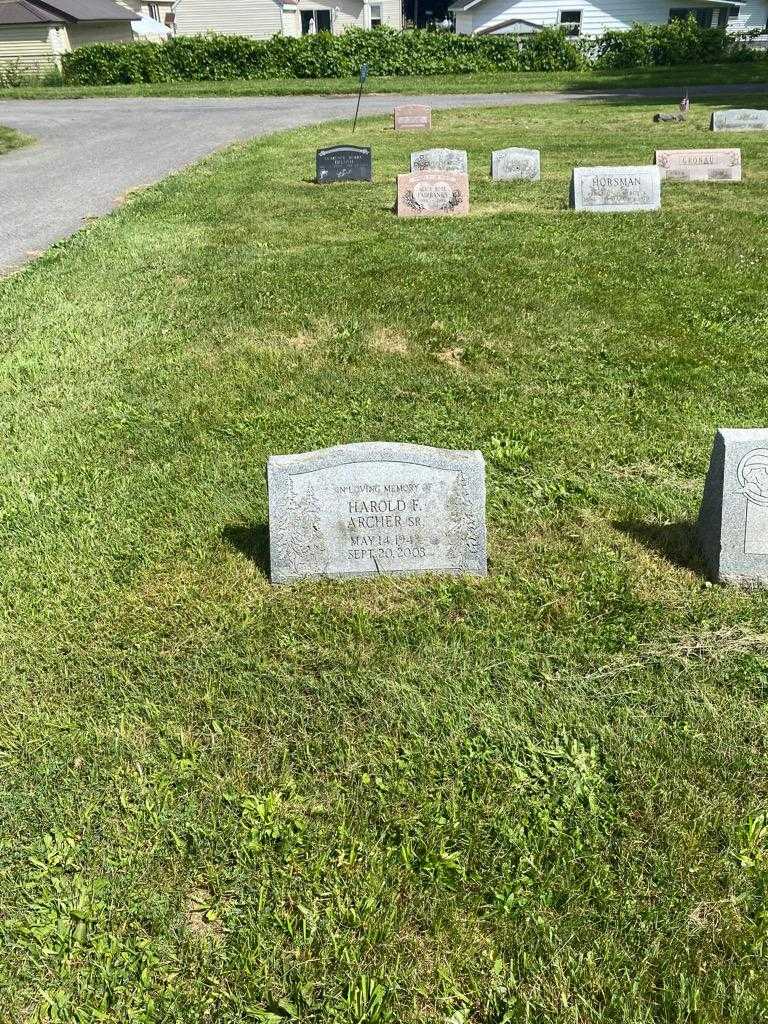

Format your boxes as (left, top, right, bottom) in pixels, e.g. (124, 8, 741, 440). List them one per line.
(172, 0, 402, 38)
(0, 0, 139, 69)
(449, 0, 767, 35)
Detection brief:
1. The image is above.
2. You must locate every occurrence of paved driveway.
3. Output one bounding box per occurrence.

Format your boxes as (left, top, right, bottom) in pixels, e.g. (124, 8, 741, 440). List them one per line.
(0, 83, 764, 273)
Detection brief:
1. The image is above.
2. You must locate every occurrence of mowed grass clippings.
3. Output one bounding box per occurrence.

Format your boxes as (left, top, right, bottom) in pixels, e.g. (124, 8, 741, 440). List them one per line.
(2, 99, 768, 1022)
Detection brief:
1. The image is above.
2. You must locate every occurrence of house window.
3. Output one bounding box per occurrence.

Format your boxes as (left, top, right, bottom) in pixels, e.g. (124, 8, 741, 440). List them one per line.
(558, 9, 582, 34)
(301, 8, 332, 32)
(147, 2, 160, 17)
(370, 2, 382, 26)
(669, 6, 716, 26)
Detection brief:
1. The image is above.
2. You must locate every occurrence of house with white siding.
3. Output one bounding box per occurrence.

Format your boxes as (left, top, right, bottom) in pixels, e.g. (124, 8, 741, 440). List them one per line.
(449, 0, 767, 35)
(172, 0, 402, 38)
(0, 0, 139, 69)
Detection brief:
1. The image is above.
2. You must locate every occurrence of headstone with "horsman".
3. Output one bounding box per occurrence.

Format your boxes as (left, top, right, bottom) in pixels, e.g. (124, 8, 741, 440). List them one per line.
(267, 442, 487, 582)
(655, 148, 741, 182)
(572, 165, 661, 213)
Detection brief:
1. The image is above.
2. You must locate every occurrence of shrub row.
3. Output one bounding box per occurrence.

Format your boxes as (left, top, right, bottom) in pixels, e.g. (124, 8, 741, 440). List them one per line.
(61, 22, 763, 86)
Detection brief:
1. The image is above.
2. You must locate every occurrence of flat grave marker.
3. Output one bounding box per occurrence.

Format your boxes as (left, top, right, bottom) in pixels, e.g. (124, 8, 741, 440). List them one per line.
(571, 165, 661, 213)
(711, 109, 768, 132)
(268, 442, 487, 583)
(655, 148, 741, 182)
(698, 428, 768, 586)
(491, 147, 541, 181)
(410, 148, 468, 173)
(316, 145, 372, 183)
(394, 104, 432, 131)
(397, 170, 469, 217)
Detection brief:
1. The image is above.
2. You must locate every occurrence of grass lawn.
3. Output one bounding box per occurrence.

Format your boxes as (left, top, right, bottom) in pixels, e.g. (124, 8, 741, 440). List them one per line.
(0, 60, 767, 99)
(3, 95, 768, 1022)
(0, 123, 32, 152)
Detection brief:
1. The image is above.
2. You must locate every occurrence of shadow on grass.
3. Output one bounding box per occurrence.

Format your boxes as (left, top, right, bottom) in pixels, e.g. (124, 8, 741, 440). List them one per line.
(614, 519, 709, 579)
(222, 523, 270, 576)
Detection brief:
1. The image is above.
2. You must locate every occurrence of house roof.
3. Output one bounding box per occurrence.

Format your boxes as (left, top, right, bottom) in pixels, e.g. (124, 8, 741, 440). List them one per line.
(0, 0, 139, 24)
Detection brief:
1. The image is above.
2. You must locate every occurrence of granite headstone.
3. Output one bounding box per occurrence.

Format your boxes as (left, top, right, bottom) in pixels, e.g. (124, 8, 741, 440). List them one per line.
(410, 148, 468, 173)
(396, 170, 469, 217)
(655, 147, 741, 182)
(698, 428, 768, 586)
(316, 145, 372, 183)
(571, 165, 661, 213)
(394, 104, 432, 131)
(711, 109, 768, 132)
(491, 147, 541, 181)
(268, 442, 487, 582)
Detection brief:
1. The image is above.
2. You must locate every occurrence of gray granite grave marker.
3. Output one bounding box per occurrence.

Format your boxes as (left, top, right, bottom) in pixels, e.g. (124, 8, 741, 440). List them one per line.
(491, 147, 540, 181)
(268, 442, 487, 583)
(655, 147, 741, 182)
(711, 109, 768, 132)
(571, 165, 661, 213)
(698, 428, 768, 586)
(410, 148, 468, 173)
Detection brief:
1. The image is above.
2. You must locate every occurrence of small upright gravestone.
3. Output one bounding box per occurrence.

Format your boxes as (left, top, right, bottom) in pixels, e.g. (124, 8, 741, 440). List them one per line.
(397, 171, 469, 217)
(571, 165, 661, 213)
(410, 148, 468, 173)
(711, 109, 768, 132)
(491, 147, 540, 181)
(394, 105, 432, 131)
(698, 428, 768, 586)
(267, 442, 487, 583)
(316, 145, 372, 183)
(655, 148, 741, 182)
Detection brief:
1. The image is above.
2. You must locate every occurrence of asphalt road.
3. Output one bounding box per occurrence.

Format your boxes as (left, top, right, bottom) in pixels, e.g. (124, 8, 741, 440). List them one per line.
(0, 82, 765, 273)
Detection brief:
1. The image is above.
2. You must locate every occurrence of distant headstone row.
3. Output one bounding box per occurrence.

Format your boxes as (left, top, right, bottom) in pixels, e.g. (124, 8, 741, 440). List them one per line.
(265, 432, 768, 588)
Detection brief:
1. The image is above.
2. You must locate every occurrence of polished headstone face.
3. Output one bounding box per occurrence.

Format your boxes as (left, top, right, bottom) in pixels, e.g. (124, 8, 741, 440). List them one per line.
(572, 165, 661, 213)
(711, 109, 768, 131)
(698, 428, 768, 586)
(491, 147, 541, 181)
(396, 171, 469, 217)
(268, 442, 487, 583)
(410, 148, 468, 173)
(393, 105, 432, 131)
(655, 148, 741, 182)
(316, 145, 372, 183)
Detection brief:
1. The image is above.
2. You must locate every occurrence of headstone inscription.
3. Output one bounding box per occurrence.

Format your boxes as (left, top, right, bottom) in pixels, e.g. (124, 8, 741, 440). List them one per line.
(410, 148, 468, 173)
(711, 109, 768, 132)
(394, 104, 432, 131)
(267, 442, 487, 583)
(655, 148, 741, 182)
(571, 165, 661, 213)
(397, 170, 469, 217)
(316, 145, 372, 183)
(491, 147, 541, 181)
(698, 428, 768, 586)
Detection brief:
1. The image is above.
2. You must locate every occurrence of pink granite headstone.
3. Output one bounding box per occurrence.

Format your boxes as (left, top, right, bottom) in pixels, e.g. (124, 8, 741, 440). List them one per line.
(396, 171, 469, 217)
(393, 104, 432, 131)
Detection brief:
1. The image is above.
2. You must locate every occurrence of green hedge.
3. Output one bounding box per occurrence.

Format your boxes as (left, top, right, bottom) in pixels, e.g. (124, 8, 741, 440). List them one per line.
(60, 22, 761, 85)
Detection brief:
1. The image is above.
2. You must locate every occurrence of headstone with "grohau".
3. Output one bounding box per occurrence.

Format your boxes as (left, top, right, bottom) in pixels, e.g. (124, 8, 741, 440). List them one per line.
(267, 442, 487, 583)
(655, 148, 741, 182)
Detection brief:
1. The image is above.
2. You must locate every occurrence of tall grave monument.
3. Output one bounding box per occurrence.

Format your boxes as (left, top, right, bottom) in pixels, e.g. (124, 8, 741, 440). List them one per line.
(698, 428, 768, 586)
